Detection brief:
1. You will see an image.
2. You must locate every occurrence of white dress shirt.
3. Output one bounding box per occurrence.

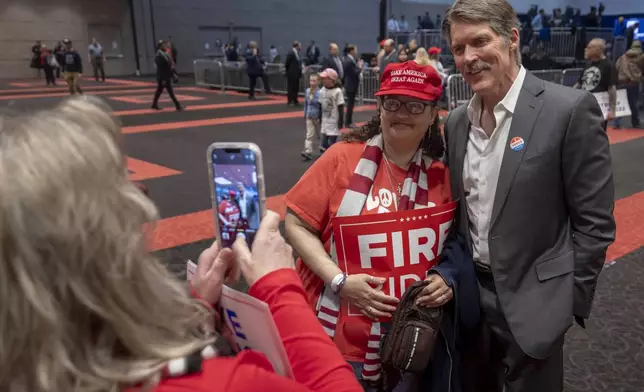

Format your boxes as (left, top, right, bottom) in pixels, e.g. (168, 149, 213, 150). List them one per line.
(238, 193, 248, 219)
(463, 66, 526, 265)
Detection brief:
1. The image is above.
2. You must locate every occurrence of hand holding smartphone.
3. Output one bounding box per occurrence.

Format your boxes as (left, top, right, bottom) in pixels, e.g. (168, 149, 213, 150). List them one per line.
(207, 143, 266, 248)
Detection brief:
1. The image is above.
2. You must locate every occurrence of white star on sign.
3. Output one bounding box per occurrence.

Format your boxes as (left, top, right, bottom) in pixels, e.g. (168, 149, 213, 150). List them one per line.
(400, 218, 405, 222)
(424, 215, 428, 219)
(406, 217, 411, 222)
(412, 216, 417, 220)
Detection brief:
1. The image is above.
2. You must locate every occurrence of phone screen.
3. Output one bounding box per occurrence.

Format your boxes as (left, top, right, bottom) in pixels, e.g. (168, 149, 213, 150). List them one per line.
(210, 148, 262, 247)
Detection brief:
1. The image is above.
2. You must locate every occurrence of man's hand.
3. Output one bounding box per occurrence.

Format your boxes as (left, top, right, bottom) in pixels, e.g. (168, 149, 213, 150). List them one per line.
(607, 111, 615, 121)
(416, 273, 453, 307)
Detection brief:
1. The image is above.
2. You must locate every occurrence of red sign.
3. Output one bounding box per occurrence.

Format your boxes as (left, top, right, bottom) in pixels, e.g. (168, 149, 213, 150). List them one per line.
(333, 201, 457, 317)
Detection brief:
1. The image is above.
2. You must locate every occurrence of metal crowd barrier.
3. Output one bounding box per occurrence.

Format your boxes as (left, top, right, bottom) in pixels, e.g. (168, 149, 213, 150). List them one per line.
(392, 27, 615, 64)
(194, 60, 594, 109)
(194, 59, 323, 96)
(445, 74, 473, 110)
(531, 69, 564, 84)
(358, 68, 380, 104)
(561, 68, 583, 87)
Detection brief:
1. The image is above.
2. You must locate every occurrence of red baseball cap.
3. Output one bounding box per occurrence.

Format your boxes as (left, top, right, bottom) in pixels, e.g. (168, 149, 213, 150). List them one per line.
(375, 60, 443, 101)
(429, 47, 441, 55)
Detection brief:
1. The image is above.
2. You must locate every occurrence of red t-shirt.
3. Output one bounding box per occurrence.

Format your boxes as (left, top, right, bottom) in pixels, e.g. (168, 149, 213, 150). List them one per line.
(218, 200, 241, 227)
(283, 141, 452, 361)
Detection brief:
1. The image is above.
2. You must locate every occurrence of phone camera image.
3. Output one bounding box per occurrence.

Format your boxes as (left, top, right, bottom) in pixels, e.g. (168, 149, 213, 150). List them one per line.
(212, 149, 261, 247)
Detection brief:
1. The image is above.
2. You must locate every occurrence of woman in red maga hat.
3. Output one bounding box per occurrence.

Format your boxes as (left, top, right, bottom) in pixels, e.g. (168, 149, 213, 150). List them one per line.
(284, 59, 453, 390)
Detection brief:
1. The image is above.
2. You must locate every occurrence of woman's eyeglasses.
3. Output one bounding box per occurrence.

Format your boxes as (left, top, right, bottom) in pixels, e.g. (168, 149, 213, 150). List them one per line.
(381, 98, 432, 115)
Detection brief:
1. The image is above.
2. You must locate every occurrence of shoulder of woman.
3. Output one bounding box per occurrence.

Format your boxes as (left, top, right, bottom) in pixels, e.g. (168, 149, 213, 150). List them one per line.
(154, 352, 276, 391)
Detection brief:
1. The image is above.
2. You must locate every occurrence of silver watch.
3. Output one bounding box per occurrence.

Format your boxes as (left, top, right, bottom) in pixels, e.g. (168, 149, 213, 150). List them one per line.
(330, 272, 347, 295)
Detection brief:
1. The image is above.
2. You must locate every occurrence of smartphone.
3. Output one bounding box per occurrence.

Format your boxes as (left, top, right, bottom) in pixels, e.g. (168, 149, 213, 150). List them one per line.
(207, 143, 266, 247)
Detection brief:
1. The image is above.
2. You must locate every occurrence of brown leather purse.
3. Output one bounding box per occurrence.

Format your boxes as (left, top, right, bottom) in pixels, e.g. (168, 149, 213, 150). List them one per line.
(379, 280, 443, 390)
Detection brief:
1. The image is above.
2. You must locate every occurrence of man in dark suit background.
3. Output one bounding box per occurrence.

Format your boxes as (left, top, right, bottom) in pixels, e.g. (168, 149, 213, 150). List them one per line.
(442, 0, 616, 390)
(342, 44, 364, 128)
(321, 43, 344, 82)
(285, 41, 303, 105)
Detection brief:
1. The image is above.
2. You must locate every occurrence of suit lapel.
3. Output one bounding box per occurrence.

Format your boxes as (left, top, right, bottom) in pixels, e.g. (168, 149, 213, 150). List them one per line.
(490, 72, 544, 228)
(451, 108, 472, 249)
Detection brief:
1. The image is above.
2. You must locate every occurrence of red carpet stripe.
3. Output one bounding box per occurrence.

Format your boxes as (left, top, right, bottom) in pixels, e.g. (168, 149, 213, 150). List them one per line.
(121, 105, 377, 134)
(114, 99, 284, 116)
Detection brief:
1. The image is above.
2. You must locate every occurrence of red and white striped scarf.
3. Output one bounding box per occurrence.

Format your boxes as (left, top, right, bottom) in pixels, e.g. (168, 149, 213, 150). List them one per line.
(316, 133, 431, 381)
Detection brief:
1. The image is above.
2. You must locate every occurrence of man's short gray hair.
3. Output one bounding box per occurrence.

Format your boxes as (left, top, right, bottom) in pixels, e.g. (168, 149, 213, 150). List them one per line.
(442, 0, 522, 65)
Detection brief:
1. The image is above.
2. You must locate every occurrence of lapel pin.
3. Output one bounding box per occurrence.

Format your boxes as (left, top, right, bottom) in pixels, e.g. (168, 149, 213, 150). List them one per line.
(510, 137, 525, 151)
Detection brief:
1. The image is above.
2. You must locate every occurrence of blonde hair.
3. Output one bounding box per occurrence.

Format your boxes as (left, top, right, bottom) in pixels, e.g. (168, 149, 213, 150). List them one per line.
(414, 48, 430, 65)
(0, 97, 214, 392)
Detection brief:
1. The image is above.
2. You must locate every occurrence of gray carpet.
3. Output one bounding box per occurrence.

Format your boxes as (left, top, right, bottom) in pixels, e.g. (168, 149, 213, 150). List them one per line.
(563, 247, 644, 391)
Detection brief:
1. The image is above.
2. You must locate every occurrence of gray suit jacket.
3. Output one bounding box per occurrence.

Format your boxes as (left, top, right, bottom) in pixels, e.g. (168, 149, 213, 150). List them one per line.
(444, 71, 616, 359)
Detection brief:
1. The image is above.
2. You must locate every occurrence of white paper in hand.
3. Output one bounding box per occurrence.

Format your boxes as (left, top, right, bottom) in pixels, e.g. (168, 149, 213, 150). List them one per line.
(593, 89, 632, 119)
(220, 285, 294, 379)
(186, 260, 198, 282)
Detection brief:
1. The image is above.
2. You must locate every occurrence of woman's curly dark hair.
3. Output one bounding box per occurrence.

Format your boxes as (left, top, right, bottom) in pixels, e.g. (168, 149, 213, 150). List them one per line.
(341, 105, 445, 160)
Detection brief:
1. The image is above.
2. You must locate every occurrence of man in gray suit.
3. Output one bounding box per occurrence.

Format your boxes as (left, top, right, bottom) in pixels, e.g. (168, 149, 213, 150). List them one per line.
(236, 182, 258, 229)
(442, 0, 616, 390)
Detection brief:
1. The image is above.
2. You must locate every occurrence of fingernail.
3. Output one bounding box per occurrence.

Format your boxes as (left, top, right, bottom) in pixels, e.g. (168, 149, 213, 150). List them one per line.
(236, 233, 246, 240)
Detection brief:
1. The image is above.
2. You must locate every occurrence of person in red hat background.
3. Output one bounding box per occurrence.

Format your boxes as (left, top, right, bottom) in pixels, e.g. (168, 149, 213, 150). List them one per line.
(284, 59, 477, 391)
(428, 47, 447, 82)
(218, 189, 241, 228)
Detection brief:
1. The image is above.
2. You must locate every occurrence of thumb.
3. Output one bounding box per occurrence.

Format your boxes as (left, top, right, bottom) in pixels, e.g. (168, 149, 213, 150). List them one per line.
(210, 247, 234, 276)
(232, 234, 252, 270)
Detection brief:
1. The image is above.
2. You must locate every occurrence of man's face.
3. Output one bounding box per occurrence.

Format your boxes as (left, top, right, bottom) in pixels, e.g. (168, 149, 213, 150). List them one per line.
(409, 40, 418, 50)
(584, 41, 602, 60)
(330, 46, 338, 56)
(384, 42, 393, 53)
(237, 184, 244, 194)
(450, 21, 517, 96)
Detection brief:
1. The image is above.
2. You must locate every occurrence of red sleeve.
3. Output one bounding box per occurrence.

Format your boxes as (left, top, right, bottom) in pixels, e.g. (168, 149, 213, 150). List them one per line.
(153, 352, 320, 392)
(248, 269, 362, 392)
(283, 144, 341, 232)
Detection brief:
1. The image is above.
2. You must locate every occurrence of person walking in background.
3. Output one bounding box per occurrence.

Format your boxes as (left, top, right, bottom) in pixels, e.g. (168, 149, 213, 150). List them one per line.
(30, 40, 42, 78)
(285, 41, 303, 106)
(40, 45, 57, 86)
(62, 39, 83, 95)
(442, 0, 615, 390)
(342, 44, 364, 128)
(151, 40, 183, 111)
(245, 41, 271, 100)
(167, 36, 178, 66)
(53, 41, 65, 78)
(615, 40, 643, 128)
(88, 38, 106, 83)
(319, 68, 344, 151)
(165, 37, 179, 82)
(301, 73, 322, 161)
